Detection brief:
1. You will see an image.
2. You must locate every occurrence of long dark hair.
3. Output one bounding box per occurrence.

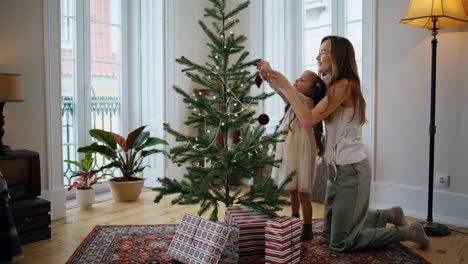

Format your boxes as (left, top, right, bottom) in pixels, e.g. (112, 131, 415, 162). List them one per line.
(321, 35, 366, 124)
(280, 71, 327, 157)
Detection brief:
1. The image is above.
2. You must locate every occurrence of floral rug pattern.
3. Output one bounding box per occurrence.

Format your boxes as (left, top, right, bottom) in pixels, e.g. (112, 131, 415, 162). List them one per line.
(66, 221, 430, 264)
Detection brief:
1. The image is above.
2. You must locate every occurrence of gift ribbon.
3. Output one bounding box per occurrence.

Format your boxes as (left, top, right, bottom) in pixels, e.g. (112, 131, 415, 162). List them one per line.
(289, 218, 294, 260)
(284, 217, 300, 262)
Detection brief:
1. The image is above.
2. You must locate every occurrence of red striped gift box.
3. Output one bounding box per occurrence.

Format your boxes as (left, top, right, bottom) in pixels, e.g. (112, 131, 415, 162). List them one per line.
(225, 206, 272, 256)
(265, 216, 302, 264)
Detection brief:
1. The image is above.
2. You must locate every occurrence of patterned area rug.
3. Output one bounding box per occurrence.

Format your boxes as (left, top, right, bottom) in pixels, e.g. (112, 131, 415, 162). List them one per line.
(66, 220, 430, 264)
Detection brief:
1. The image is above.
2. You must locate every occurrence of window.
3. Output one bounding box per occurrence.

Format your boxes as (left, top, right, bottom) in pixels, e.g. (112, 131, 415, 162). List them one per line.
(60, 0, 73, 48)
(60, 0, 126, 190)
(303, 0, 362, 77)
(303, 0, 332, 72)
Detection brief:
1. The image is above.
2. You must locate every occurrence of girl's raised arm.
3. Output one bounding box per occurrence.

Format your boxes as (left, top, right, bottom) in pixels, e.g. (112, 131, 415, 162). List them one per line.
(257, 61, 289, 103)
(268, 71, 350, 128)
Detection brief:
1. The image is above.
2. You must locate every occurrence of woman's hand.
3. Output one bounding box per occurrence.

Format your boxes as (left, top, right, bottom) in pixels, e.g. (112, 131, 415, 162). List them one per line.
(268, 70, 293, 91)
(256, 60, 273, 80)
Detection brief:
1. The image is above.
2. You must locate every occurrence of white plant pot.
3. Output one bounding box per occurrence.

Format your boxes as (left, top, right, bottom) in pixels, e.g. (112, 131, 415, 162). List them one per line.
(76, 188, 95, 209)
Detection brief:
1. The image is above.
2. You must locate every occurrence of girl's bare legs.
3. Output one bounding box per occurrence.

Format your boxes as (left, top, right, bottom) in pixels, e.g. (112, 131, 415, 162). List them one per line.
(290, 190, 313, 240)
(299, 192, 312, 225)
(299, 191, 314, 240)
(289, 190, 300, 217)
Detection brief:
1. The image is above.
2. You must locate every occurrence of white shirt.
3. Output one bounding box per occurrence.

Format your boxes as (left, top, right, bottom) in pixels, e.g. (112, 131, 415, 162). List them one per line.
(324, 106, 367, 165)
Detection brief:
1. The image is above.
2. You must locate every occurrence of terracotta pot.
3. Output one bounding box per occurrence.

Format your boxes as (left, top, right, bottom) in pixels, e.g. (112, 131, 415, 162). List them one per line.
(108, 178, 145, 202)
(76, 188, 95, 209)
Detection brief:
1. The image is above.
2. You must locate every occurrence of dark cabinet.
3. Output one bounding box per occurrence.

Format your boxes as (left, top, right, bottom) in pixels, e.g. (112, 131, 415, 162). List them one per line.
(9, 198, 51, 244)
(0, 150, 51, 244)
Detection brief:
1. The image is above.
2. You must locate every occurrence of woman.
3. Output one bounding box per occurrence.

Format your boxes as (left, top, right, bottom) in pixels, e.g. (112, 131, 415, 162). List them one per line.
(258, 35, 429, 251)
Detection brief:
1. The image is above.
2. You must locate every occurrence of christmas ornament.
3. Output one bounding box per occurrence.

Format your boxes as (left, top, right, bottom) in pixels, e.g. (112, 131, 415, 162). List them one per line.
(258, 113, 269, 125)
(255, 75, 263, 88)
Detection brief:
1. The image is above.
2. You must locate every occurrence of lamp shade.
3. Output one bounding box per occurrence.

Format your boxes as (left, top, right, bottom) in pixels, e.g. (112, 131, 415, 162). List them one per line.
(0, 73, 24, 102)
(400, 0, 468, 29)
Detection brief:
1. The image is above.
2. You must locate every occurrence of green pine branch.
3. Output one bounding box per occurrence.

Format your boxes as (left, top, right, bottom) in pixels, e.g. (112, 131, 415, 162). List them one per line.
(198, 21, 223, 48)
(204, 8, 222, 20)
(223, 18, 240, 31)
(224, 1, 249, 20)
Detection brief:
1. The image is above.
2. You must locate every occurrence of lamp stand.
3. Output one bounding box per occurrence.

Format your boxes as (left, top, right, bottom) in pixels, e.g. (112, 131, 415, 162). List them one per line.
(0, 102, 12, 154)
(419, 22, 451, 237)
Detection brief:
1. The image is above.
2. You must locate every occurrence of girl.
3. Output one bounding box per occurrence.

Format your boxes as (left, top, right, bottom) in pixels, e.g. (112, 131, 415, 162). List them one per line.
(261, 64, 326, 241)
(259, 36, 429, 251)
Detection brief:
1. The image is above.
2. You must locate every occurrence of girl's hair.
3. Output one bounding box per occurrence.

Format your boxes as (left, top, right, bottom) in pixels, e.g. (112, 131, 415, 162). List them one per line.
(321, 35, 366, 125)
(280, 71, 327, 157)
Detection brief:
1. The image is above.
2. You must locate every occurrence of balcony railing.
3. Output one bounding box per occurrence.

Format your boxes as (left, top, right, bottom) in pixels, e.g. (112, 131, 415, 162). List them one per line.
(62, 96, 120, 186)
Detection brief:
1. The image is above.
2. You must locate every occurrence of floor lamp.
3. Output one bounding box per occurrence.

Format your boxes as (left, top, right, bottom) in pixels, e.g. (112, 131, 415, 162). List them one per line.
(400, 0, 468, 236)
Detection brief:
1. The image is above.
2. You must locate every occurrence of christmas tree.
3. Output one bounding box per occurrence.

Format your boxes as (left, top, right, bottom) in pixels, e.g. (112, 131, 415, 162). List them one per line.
(153, 0, 294, 221)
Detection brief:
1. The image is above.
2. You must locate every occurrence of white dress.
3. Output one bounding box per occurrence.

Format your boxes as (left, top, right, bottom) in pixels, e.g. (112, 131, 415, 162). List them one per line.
(270, 87, 317, 193)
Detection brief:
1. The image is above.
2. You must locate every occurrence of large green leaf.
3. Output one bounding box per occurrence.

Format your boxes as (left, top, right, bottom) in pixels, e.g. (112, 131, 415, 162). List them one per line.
(81, 157, 94, 171)
(100, 161, 122, 170)
(142, 137, 168, 148)
(133, 165, 149, 173)
(126, 126, 146, 149)
(89, 129, 117, 150)
(141, 149, 170, 158)
(65, 152, 95, 172)
(78, 143, 115, 158)
(132, 131, 150, 149)
(84, 151, 93, 160)
(64, 160, 82, 169)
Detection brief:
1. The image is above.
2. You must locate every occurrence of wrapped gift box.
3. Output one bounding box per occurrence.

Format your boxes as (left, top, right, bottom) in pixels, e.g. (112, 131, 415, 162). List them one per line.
(265, 216, 302, 264)
(218, 226, 240, 264)
(225, 206, 272, 256)
(167, 213, 230, 264)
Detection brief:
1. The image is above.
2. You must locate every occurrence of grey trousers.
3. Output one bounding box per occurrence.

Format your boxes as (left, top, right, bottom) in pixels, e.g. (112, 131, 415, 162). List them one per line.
(323, 158, 407, 252)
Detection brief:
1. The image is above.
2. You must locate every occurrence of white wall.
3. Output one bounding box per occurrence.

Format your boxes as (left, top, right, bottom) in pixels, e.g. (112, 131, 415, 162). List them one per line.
(0, 1, 49, 193)
(0, 0, 66, 220)
(238, 0, 265, 115)
(373, 0, 468, 227)
(164, 0, 210, 181)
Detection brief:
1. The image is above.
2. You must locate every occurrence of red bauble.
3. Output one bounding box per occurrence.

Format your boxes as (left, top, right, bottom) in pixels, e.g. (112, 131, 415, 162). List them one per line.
(255, 75, 263, 88)
(258, 114, 270, 125)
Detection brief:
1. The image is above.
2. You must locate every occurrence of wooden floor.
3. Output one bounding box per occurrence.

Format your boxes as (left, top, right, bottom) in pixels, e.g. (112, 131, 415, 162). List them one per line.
(12, 189, 468, 264)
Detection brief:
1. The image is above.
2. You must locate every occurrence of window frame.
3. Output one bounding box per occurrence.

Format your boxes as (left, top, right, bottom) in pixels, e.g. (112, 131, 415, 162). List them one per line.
(60, 0, 130, 198)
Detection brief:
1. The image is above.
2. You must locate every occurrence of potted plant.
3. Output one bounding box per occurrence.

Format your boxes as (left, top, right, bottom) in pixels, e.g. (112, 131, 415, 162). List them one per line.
(65, 152, 102, 209)
(77, 126, 168, 202)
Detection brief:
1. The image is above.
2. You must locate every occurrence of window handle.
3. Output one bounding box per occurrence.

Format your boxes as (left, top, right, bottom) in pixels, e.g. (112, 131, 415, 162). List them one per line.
(87, 83, 96, 97)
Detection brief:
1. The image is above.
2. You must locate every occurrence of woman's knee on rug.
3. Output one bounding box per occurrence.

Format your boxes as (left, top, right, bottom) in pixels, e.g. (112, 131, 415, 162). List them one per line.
(327, 217, 358, 251)
(328, 232, 357, 252)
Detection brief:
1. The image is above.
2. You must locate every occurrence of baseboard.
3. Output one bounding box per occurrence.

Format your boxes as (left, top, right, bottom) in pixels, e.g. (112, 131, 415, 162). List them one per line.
(39, 188, 66, 220)
(371, 182, 468, 228)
